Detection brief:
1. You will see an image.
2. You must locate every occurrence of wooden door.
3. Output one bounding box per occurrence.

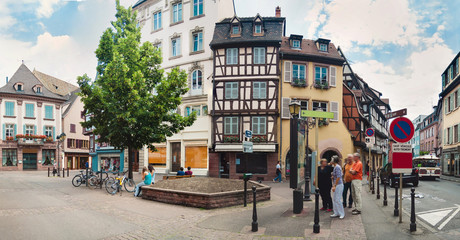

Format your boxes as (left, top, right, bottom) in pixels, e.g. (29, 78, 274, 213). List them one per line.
(171, 142, 181, 172)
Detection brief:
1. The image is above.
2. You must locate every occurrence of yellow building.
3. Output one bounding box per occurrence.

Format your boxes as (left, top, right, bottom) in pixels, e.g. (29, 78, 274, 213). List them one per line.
(278, 35, 355, 178)
(440, 52, 460, 176)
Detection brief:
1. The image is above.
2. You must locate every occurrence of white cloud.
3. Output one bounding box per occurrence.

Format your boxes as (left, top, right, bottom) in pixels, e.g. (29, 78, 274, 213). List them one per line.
(36, 0, 61, 18)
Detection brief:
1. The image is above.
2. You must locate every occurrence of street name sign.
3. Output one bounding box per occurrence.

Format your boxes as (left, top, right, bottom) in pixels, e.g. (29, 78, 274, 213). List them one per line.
(300, 110, 334, 119)
(245, 130, 252, 138)
(392, 143, 413, 173)
(389, 117, 414, 143)
(385, 108, 407, 119)
(366, 128, 375, 137)
(243, 141, 253, 153)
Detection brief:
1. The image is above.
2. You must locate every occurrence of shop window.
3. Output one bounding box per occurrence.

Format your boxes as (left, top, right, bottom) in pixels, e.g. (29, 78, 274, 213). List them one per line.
(148, 147, 166, 165)
(2, 149, 17, 166)
(236, 153, 267, 174)
(185, 146, 207, 168)
(101, 157, 120, 171)
(42, 149, 55, 166)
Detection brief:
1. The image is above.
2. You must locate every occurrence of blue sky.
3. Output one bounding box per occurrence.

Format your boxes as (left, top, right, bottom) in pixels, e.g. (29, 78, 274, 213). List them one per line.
(0, 0, 458, 119)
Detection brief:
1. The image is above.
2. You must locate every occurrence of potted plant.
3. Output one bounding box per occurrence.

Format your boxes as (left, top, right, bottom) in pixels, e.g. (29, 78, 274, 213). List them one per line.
(292, 77, 307, 87)
(314, 80, 329, 89)
(318, 118, 329, 127)
(6, 136, 14, 141)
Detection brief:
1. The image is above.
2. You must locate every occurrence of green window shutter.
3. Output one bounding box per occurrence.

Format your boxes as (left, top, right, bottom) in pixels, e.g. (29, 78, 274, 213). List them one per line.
(449, 127, 453, 144)
(2, 124, 5, 140)
(444, 129, 446, 144)
(458, 124, 460, 143)
(450, 94, 454, 111)
(445, 99, 448, 114)
(25, 104, 34, 117)
(53, 127, 56, 140)
(14, 124, 17, 140)
(45, 106, 53, 119)
(34, 125, 37, 135)
(5, 102, 14, 116)
(23, 124, 25, 135)
(43, 126, 46, 136)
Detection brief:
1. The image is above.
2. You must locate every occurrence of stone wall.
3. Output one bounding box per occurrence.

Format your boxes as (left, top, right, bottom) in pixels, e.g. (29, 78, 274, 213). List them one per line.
(141, 181, 270, 209)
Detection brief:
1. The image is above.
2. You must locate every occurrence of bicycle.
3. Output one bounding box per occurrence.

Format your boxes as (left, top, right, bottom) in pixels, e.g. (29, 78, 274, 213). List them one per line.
(88, 171, 114, 189)
(72, 169, 93, 187)
(105, 171, 136, 195)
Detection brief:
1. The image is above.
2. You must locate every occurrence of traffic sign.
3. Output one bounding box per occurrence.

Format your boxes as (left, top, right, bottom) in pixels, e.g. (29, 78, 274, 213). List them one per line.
(365, 137, 375, 147)
(245, 130, 252, 138)
(389, 117, 414, 143)
(385, 108, 407, 119)
(366, 128, 375, 137)
(243, 141, 253, 153)
(300, 110, 334, 119)
(392, 143, 412, 173)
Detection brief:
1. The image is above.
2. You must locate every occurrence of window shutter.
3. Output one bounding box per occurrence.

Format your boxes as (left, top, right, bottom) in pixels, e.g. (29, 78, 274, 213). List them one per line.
(330, 66, 337, 87)
(330, 101, 339, 121)
(450, 94, 454, 111)
(458, 124, 460, 143)
(2, 124, 5, 140)
(43, 126, 46, 136)
(23, 124, 25, 135)
(14, 124, 17, 140)
(284, 61, 292, 82)
(444, 129, 446, 144)
(232, 83, 238, 98)
(253, 82, 259, 99)
(449, 127, 453, 144)
(445, 99, 448, 114)
(34, 125, 37, 135)
(281, 97, 290, 119)
(458, 90, 460, 108)
(185, 107, 190, 116)
(53, 127, 56, 141)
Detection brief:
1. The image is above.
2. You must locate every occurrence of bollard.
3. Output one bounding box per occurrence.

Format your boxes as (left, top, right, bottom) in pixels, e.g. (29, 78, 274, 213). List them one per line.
(53, 167, 56, 177)
(383, 180, 388, 206)
(67, 168, 69, 177)
(377, 173, 380, 199)
(244, 178, 248, 207)
(371, 170, 375, 194)
(251, 185, 258, 232)
(86, 167, 89, 187)
(62, 168, 65, 178)
(313, 188, 320, 233)
(100, 171, 103, 189)
(48, 167, 50, 177)
(394, 183, 399, 217)
(410, 187, 416, 232)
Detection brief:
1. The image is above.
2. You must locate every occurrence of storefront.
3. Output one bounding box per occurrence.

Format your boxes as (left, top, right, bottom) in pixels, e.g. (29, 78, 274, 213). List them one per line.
(65, 154, 90, 169)
(443, 147, 460, 176)
(90, 148, 124, 172)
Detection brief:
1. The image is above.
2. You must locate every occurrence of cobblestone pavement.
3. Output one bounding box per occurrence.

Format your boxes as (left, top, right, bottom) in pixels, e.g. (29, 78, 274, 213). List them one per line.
(0, 171, 369, 240)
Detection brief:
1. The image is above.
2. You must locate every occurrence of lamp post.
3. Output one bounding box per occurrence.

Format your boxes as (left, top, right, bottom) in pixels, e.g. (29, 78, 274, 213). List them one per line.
(56, 133, 67, 177)
(289, 100, 303, 214)
(303, 118, 315, 201)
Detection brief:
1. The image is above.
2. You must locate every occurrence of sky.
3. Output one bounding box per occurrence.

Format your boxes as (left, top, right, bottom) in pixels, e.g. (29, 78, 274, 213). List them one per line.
(0, 0, 459, 120)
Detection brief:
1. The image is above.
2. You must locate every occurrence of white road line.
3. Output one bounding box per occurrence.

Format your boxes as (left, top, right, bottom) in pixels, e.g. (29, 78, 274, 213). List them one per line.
(438, 206, 460, 230)
(417, 207, 456, 215)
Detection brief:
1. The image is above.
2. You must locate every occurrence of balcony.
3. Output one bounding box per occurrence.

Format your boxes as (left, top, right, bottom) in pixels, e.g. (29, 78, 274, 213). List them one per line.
(291, 78, 307, 87)
(17, 138, 45, 146)
(314, 80, 329, 89)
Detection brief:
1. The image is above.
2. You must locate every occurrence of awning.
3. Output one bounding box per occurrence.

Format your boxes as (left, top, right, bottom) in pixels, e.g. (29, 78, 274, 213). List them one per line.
(214, 144, 276, 152)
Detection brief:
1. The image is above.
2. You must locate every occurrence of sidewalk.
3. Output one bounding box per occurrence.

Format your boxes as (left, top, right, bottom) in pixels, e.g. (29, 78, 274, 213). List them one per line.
(440, 174, 460, 183)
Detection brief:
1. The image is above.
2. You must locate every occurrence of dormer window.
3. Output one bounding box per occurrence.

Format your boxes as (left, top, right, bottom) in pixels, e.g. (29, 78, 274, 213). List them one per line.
(255, 24, 262, 33)
(37, 87, 42, 93)
(315, 38, 331, 52)
(15, 83, 24, 92)
(232, 25, 240, 35)
(17, 84, 23, 91)
(293, 40, 300, 48)
(253, 15, 263, 36)
(230, 16, 241, 37)
(319, 43, 328, 52)
(289, 34, 303, 49)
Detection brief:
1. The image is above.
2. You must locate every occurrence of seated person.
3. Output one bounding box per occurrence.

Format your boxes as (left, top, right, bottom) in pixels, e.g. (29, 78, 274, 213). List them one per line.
(185, 166, 193, 176)
(177, 167, 185, 176)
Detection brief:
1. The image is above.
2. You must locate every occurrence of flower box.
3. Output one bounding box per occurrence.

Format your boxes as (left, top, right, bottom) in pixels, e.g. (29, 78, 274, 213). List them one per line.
(291, 78, 307, 87)
(223, 136, 240, 143)
(314, 80, 329, 89)
(318, 118, 329, 127)
(251, 135, 268, 143)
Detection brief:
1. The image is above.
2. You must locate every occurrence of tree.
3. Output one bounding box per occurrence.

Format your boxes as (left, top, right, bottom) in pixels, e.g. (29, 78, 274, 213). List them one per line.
(78, 0, 196, 179)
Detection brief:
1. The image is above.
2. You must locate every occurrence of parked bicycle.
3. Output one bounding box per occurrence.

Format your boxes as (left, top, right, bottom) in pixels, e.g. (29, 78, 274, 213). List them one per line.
(105, 171, 136, 195)
(88, 171, 115, 189)
(72, 169, 93, 187)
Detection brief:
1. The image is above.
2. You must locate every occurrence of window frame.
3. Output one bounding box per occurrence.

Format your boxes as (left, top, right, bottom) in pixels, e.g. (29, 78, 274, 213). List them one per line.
(231, 25, 240, 35)
(319, 43, 328, 52)
(254, 23, 262, 34)
(5, 101, 15, 116)
(292, 40, 300, 48)
(192, 32, 203, 52)
(5, 124, 14, 137)
(225, 82, 239, 99)
(224, 116, 239, 135)
(25, 103, 34, 118)
(45, 126, 53, 138)
(44, 105, 53, 119)
(253, 82, 267, 99)
(314, 66, 328, 85)
(2, 149, 17, 167)
(191, 70, 203, 94)
(172, 2, 183, 23)
(171, 37, 181, 57)
(253, 47, 266, 64)
(226, 48, 238, 65)
(252, 116, 267, 135)
(192, 0, 204, 17)
(153, 11, 162, 31)
(312, 101, 328, 112)
(292, 64, 306, 80)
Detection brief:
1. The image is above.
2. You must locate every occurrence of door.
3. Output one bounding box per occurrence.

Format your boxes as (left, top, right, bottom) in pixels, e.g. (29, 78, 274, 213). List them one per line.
(219, 153, 229, 178)
(171, 142, 181, 172)
(67, 156, 72, 169)
(23, 153, 37, 170)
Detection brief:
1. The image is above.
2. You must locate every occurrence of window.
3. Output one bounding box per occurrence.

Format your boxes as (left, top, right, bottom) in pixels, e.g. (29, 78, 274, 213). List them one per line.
(253, 47, 265, 64)
(254, 24, 262, 33)
(193, 32, 203, 52)
(2, 149, 17, 166)
(68, 139, 76, 148)
(203, 105, 208, 115)
(45, 105, 53, 119)
(45, 126, 53, 138)
(292, 40, 300, 48)
(25, 103, 34, 118)
(172, 37, 181, 57)
(253, 82, 266, 99)
(17, 84, 23, 91)
(185, 105, 207, 117)
(236, 153, 267, 174)
(315, 66, 328, 85)
(232, 25, 240, 34)
(449, 65, 454, 80)
(153, 11, 162, 30)
(313, 101, 328, 112)
(455, 125, 459, 143)
(455, 91, 459, 108)
(191, 70, 202, 94)
(5, 124, 14, 138)
(172, 2, 182, 23)
(70, 124, 76, 133)
(252, 117, 266, 135)
(225, 82, 238, 99)
(5, 101, 14, 116)
(191, 106, 201, 116)
(193, 0, 203, 16)
(293, 64, 306, 80)
(42, 150, 55, 166)
(226, 48, 238, 65)
(319, 43, 328, 52)
(36, 87, 41, 93)
(25, 125, 34, 137)
(224, 117, 238, 135)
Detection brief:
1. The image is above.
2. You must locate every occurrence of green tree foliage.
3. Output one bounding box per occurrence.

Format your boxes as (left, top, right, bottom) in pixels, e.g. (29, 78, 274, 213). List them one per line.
(78, 0, 196, 178)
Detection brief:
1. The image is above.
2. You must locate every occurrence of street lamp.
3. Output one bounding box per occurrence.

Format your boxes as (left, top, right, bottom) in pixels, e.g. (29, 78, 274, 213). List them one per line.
(303, 118, 315, 201)
(289, 100, 303, 214)
(56, 133, 67, 176)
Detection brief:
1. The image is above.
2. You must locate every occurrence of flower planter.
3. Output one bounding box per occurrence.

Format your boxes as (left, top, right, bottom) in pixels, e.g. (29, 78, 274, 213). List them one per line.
(291, 78, 307, 87)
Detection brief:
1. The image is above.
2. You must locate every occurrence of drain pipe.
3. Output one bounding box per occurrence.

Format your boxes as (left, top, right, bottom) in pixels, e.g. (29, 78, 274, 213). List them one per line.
(279, 52, 284, 168)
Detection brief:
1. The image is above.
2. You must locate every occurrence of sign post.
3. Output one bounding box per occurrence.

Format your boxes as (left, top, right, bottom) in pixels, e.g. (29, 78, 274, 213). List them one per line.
(365, 128, 375, 193)
(389, 117, 414, 224)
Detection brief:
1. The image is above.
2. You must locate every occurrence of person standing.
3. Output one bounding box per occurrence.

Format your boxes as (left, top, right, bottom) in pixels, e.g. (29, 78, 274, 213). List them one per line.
(330, 156, 345, 219)
(350, 153, 363, 215)
(273, 161, 282, 183)
(342, 154, 354, 208)
(134, 166, 152, 197)
(314, 159, 333, 212)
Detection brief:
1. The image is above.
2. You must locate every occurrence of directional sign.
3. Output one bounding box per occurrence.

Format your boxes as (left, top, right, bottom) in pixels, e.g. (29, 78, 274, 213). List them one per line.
(245, 130, 252, 139)
(365, 137, 375, 147)
(366, 128, 375, 137)
(392, 143, 413, 173)
(389, 117, 414, 143)
(300, 110, 334, 119)
(243, 141, 253, 153)
(385, 108, 407, 119)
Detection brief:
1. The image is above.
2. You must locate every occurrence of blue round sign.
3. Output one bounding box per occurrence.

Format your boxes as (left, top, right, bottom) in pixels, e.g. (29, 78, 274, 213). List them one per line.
(366, 128, 374, 137)
(389, 117, 414, 143)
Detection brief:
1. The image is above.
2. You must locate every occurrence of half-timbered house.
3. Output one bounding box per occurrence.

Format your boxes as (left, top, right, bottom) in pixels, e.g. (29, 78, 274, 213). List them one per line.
(209, 11, 285, 180)
(339, 48, 391, 167)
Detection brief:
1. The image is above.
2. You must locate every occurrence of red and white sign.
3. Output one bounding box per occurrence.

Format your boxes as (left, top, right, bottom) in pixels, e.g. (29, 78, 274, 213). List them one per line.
(392, 143, 413, 173)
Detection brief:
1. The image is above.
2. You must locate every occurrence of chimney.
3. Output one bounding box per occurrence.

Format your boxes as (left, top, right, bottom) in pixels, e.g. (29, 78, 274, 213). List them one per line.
(275, 6, 281, 17)
(6, 77, 8, 84)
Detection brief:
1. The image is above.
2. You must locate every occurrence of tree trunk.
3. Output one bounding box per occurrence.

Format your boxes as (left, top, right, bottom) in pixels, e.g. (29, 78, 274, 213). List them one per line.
(128, 146, 133, 179)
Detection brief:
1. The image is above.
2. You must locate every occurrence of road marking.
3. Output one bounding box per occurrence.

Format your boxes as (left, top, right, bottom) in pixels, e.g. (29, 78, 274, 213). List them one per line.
(438, 204, 460, 230)
(418, 209, 453, 226)
(417, 207, 456, 215)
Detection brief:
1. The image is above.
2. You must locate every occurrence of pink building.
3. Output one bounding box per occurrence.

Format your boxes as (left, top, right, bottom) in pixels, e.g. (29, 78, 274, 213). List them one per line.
(419, 108, 440, 155)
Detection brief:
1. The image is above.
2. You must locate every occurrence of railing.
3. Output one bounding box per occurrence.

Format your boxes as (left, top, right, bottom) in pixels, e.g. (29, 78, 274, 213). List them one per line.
(17, 138, 45, 145)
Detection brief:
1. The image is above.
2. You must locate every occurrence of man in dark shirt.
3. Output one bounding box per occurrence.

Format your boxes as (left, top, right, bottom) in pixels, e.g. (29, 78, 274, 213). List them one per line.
(315, 159, 333, 211)
(177, 167, 185, 176)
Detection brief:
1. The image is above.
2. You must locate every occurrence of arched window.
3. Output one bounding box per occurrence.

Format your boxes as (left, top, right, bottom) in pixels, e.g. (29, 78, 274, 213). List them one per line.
(191, 70, 202, 95)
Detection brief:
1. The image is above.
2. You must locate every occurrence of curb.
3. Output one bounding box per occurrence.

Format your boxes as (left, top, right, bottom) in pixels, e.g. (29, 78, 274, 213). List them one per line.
(440, 175, 460, 183)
